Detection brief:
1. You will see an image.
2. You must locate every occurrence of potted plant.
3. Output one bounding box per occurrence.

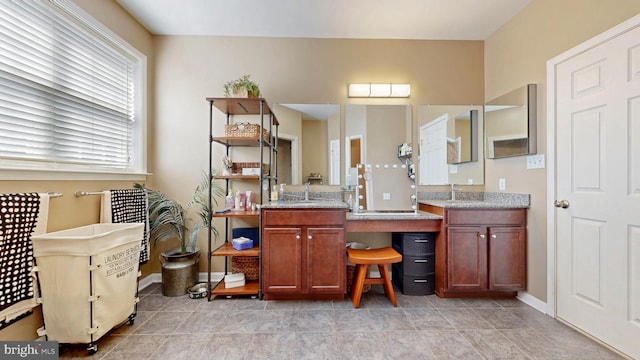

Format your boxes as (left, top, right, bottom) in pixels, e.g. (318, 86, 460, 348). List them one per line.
(135, 172, 224, 296)
(223, 74, 261, 98)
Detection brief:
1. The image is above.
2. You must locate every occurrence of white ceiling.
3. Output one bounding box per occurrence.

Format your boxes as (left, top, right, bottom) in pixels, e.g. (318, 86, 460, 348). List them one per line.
(280, 104, 340, 121)
(116, 0, 532, 40)
(115, 0, 532, 120)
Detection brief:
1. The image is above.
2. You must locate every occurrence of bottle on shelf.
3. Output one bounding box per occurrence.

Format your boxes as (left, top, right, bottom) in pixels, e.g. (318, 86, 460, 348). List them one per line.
(225, 189, 234, 210)
(234, 190, 242, 211)
(246, 190, 252, 210)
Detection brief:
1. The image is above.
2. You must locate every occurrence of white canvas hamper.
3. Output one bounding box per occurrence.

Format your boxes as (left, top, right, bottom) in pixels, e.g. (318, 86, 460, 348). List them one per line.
(31, 223, 143, 346)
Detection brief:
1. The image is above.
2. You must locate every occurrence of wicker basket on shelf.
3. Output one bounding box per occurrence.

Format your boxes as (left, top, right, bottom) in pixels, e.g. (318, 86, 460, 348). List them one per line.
(225, 122, 269, 141)
(231, 162, 268, 175)
(231, 256, 259, 280)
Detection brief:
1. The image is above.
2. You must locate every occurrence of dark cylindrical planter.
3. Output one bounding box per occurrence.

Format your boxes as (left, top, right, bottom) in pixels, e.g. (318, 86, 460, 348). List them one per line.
(160, 248, 200, 297)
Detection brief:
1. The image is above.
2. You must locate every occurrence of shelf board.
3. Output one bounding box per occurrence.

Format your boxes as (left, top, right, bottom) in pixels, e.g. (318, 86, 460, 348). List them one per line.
(213, 175, 260, 180)
(212, 279, 259, 296)
(212, 136, 265, 146)
(211, 242, 259, 257)
(206, 97, 279, 125)
(212, 210, 259, 218)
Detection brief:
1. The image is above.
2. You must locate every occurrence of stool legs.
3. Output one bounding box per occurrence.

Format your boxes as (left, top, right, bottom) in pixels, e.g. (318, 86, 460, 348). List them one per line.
(349, 263, 398, 308)
(378, 264, 397, 306)
(350, 264, 368, 308)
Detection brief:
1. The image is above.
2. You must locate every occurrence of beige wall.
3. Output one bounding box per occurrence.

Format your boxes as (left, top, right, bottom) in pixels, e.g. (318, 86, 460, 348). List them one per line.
(484, 0, 640, 302)
(153, 35, 484, 273)
(0, 0, 154, 341)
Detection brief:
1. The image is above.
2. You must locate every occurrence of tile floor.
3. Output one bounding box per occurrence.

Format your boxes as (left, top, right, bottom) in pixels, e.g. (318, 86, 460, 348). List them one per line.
(59, 283, 624, 359)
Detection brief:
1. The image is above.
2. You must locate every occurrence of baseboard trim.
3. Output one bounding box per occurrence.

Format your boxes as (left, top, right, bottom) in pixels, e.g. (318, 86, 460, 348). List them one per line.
(517, 291, 548, 314)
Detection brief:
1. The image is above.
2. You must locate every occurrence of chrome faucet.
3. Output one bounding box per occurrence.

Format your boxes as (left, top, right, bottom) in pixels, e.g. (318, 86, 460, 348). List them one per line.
(304, 182, 310, 201)
(450, 183, 461, 201)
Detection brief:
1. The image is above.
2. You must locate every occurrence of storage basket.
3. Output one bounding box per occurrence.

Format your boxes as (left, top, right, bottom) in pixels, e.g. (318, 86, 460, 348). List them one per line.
(225, 122, 269, 141)
(231, 256, 259, 280)
(231, 162, 268, 175)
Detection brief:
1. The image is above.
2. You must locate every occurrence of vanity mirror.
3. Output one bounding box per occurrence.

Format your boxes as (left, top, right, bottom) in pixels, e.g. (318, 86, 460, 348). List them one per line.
(345, 104, 413, 210)
(417, 105, 484, 185)
(273, 104, 340, 185)
(485, 84, 537, 159)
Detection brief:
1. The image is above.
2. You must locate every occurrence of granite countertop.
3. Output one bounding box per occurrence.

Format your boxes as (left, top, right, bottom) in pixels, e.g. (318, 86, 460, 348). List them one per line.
(260, 200, 349, 209)
(420, 200, 529, 209)
(347, 210, 442, 221)
(419, 191, 530, 209)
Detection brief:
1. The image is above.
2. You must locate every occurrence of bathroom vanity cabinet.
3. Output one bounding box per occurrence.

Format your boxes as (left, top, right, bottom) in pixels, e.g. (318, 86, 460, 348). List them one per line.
(261, 208, 346, 300)
(421, 205, 527, 298)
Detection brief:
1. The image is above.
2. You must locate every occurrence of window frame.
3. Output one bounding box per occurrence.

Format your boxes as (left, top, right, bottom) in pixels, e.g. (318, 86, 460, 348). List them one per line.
(0, 0, 147, 181)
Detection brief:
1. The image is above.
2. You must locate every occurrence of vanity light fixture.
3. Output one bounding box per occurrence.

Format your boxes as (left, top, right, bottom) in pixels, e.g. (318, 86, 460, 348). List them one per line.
(348, 83, 411, 98)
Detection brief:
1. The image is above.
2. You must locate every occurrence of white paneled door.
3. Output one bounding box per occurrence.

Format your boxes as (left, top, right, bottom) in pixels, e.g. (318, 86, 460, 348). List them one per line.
(552, 17, 640, 359)
(419, 114, 448, 185)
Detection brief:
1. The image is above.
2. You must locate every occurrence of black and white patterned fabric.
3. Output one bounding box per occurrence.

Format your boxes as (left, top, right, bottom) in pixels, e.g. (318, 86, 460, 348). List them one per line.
(0, 193, 40, 319)
(110, 189, 150, 264)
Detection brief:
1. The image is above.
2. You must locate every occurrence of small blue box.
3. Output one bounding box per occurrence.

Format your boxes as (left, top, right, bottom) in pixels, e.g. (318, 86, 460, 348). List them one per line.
(232, 227, 259, 246)
(232, 237, 254, 250)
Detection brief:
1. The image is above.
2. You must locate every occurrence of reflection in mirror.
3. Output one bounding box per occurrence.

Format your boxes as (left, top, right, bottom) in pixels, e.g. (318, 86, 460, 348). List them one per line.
(417, 105, 484, 185)
(273, 104, 340, 185)
(448, 110, 478, 164)
(485, 84, 537, 159)
(345, 104, 413, 210)
(353, 163, 417, 213)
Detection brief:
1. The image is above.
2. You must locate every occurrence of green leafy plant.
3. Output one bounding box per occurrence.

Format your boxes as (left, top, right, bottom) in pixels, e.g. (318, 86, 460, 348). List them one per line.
(223, 74, 261, 98)
(135, 172, 225, 254)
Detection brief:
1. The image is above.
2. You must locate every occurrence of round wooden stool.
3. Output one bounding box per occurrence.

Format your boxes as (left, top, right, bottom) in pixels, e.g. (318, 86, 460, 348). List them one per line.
(346, 247, 402, 308)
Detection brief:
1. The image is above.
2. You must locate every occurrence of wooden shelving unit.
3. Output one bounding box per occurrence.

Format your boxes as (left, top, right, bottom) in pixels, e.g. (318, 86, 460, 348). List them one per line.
(206, 97, 278, 300)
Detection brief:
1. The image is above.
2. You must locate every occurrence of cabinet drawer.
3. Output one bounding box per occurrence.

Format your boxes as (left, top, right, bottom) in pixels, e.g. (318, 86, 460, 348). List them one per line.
(400, 254, 436, 275)
(446, 209, 526, 226)
(262, 209, 345, 226)
(392, 232, 435, 255)
(392, 265, 435, 296)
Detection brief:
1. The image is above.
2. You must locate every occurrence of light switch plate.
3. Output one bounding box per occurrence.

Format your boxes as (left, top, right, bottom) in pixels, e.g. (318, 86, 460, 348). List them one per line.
(383, 192, 391, 200)
(527, 154, 545, 169)
(499, 178, 506, 190)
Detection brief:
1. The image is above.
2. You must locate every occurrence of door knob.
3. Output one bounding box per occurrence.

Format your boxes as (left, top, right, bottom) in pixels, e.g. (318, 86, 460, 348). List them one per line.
(554, 200, 570, 208)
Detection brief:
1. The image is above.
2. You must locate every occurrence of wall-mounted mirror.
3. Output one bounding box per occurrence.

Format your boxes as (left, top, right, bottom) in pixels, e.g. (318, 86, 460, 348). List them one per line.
(273, 104, 340, 185)
(345, 104, 413, 210)
(485, 83, 537, 159)
(417, 105, 484, 185)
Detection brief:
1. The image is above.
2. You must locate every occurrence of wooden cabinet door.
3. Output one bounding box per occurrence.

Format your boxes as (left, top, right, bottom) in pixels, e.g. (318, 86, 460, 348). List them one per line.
(262, 227, 302, 293)
(488, 227, 526, 291)
(306, 227, 345, 293)
(446, 226, 487, 291)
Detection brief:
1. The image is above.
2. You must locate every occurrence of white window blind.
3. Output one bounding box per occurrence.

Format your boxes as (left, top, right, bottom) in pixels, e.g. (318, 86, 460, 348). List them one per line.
(0, 0, 145, 174)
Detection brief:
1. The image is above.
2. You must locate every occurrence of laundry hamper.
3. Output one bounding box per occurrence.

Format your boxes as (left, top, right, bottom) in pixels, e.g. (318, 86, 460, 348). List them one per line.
(32, 223, 144, 354)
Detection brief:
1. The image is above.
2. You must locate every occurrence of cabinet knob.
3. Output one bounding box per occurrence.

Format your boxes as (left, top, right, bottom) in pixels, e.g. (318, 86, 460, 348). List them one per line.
(479, 234, 485, 239)
(491, 234, 497, 239)
(296, 235, 301, 240)
(308, 235, 312, 240)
